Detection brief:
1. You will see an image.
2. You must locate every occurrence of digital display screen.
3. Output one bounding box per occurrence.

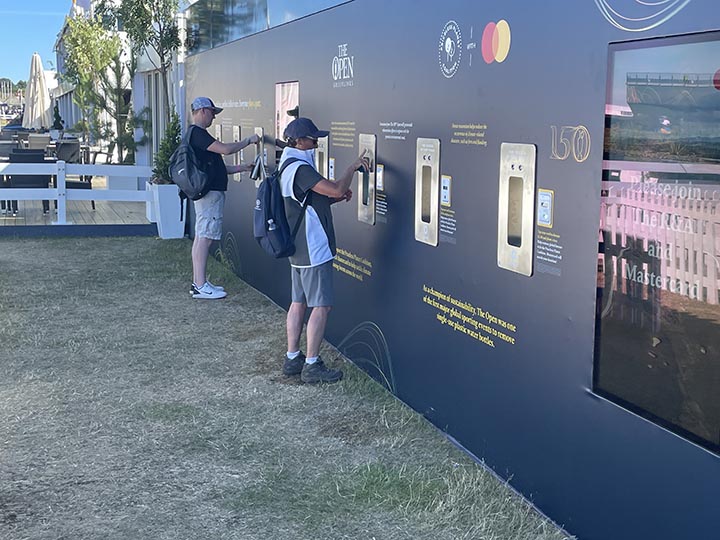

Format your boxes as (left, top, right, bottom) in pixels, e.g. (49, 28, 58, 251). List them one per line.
(596, 31, 720, 454)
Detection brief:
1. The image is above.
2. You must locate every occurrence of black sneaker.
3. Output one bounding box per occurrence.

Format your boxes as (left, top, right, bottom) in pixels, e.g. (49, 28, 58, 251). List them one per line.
(282, 351, 306, 376)
(301, 357, 343, 384)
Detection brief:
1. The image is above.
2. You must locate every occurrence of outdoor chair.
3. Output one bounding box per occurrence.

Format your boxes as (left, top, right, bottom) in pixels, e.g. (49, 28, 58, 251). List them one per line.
(89, 142, 115, 166)
(0, 141, 20, 214)
(54, 139, 95, 210)
(0, 140, 18, 158)
(27, 133, 52, 153)
(15, 131, 30, 146)
(7, 149, 51, 214)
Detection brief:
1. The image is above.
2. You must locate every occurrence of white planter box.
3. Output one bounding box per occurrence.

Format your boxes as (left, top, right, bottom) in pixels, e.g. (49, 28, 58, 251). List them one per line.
(145, 181, 157, 223)
(152, 183, 185, 239)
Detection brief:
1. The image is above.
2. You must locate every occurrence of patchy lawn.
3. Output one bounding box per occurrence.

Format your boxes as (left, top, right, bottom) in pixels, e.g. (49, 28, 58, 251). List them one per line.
(0, 237, 572, 540)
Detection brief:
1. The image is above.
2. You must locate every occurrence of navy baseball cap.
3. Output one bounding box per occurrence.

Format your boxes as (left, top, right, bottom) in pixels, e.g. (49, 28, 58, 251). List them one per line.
(283, 117, 329, 140)
(191, 96, 223, 114)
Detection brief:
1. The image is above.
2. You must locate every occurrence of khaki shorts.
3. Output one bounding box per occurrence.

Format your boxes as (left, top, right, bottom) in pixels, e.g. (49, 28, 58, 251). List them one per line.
(291, 260, 335, 307)
(194, 190, 225, 240)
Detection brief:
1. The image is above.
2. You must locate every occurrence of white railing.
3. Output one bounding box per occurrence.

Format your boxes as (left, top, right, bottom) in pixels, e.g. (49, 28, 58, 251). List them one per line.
(0, 161, 153, 225)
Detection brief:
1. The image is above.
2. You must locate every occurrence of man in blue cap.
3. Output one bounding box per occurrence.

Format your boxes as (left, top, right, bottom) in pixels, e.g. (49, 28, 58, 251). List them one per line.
(188, 96, 259, 299)
(279, 117, 369, 383)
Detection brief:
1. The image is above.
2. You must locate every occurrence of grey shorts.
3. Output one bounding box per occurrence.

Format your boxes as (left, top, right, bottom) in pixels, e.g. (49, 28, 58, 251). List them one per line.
(291, 260, 335, 307)
(194, 190, 225, 240)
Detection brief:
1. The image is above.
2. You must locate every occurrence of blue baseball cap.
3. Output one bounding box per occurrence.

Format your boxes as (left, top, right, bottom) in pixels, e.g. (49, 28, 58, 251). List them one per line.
(191, 96, 223, 114)
(283, 117, 329, 140)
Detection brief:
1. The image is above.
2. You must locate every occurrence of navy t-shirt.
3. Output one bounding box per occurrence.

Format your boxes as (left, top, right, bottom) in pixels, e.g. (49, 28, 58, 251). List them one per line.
(189, 125, 228, 191)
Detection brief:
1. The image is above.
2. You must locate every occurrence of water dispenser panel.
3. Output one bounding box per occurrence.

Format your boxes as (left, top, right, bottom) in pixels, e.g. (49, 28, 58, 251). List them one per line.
(254, 127, 265, 187)
(497, 142, 536, 276)
(414, 138, 440, 246)
(358, 133, 376, 225)
(315, 136, 329, 179)
(232, 126, 241, 170)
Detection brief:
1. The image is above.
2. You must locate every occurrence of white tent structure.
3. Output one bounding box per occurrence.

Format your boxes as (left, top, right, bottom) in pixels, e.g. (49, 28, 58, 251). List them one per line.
(22, 52, 53, 130)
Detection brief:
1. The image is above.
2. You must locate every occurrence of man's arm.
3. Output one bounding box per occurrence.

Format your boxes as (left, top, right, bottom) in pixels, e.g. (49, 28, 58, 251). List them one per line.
(206, 133, 260, 155)
(311, 150, 369, 199)
(225, 162, 254, 175)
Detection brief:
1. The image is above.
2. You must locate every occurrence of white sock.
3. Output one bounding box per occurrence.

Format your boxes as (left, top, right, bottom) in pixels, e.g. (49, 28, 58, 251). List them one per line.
(305, 356, 318, 364)
(287, 350, 301, 360)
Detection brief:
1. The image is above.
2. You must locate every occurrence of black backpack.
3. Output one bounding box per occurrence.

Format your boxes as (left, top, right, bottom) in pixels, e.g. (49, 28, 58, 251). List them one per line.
(168, 125, 211, 201)
(253, 157, 310, 258)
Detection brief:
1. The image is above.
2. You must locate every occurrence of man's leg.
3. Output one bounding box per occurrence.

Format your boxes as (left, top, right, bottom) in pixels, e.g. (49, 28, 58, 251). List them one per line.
(192, 191, 224, 290)
(192, 235, 213, 286)
(305, 306, 331, 358)
(286, 301, 306, 353)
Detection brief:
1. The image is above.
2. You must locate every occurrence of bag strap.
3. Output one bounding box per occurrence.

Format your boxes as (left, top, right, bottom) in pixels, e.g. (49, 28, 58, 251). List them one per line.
(185, 124, 198, 143)
(277, 157, 311, 241)
(290, 192, 311, 241)
(277, 157, 301, 176)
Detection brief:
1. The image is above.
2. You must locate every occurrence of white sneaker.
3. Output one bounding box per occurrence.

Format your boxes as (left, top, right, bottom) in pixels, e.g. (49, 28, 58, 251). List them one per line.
(189, 281, 225, 296)
(206, 280, 225, 291)
(191, 282, 227, 299)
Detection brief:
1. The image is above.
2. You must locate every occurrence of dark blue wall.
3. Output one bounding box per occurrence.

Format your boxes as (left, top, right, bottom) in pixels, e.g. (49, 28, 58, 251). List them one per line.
(184, 2, 720, 538)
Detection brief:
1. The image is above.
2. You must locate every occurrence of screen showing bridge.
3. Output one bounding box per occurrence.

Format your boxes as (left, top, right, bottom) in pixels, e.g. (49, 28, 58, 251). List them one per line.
(596, 31, 720, 454)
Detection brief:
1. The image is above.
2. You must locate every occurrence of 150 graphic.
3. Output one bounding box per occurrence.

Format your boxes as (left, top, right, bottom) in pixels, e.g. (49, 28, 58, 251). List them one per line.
(550, 125, 591, 163)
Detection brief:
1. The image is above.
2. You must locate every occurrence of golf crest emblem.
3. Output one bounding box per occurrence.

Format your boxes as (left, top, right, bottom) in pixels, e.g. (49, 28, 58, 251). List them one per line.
(439, 20, 462, 78)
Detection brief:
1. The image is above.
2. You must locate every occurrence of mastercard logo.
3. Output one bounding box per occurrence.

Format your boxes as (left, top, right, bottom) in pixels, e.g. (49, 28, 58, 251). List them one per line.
(481, 20, 511, 64)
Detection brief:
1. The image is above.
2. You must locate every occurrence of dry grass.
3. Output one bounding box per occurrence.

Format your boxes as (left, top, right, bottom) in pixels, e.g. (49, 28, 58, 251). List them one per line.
(0, 237, 573, 540)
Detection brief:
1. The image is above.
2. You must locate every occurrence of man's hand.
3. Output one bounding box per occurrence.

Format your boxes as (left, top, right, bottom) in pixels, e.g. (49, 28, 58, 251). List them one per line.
(248, 133, 261, 145)
(229, 163, 253, 176)
(353, 150, 371, 173)
(332, 189, 353, 204)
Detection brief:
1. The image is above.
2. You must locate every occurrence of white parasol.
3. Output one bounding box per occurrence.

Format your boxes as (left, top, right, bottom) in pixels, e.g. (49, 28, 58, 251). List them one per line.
(22, 52, 52, 130)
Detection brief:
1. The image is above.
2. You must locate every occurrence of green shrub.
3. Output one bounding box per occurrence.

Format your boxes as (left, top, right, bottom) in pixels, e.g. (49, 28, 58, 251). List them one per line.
(152, 111, 181, 183)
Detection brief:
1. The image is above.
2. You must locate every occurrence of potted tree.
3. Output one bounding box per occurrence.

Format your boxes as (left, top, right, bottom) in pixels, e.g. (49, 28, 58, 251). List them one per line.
(147, 111, 185, 238)
(49, 102, 64, 140)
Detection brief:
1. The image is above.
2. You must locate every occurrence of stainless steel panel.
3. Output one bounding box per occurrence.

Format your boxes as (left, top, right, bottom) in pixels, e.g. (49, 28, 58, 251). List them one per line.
(358, 133, 376, 225)
(232, 125, 241, 170)
(497, 142, 536, 276)
(315, 136, 329, 178)
(415, 138, 440, 246)
(254, 127, 265, 187)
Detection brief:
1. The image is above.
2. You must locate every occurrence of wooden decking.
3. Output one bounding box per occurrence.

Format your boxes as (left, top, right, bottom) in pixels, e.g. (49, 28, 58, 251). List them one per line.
(0, 177, 151, 227)
(0, 199, 149, 226)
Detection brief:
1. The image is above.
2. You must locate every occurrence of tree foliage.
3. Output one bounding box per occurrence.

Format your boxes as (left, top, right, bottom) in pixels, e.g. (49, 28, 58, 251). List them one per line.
(62, 15, 120, 87)
(97, 0, 180, 126)
(62, 13, 144, 163)
(61, 15, 120, 144)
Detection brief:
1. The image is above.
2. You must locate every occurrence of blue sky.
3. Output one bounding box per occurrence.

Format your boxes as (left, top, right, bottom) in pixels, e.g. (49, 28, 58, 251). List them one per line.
(0, 1, 72, 83)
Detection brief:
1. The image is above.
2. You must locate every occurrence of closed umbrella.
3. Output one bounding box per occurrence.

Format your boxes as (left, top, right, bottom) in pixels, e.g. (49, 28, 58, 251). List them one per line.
(22, 52, 52, 130)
